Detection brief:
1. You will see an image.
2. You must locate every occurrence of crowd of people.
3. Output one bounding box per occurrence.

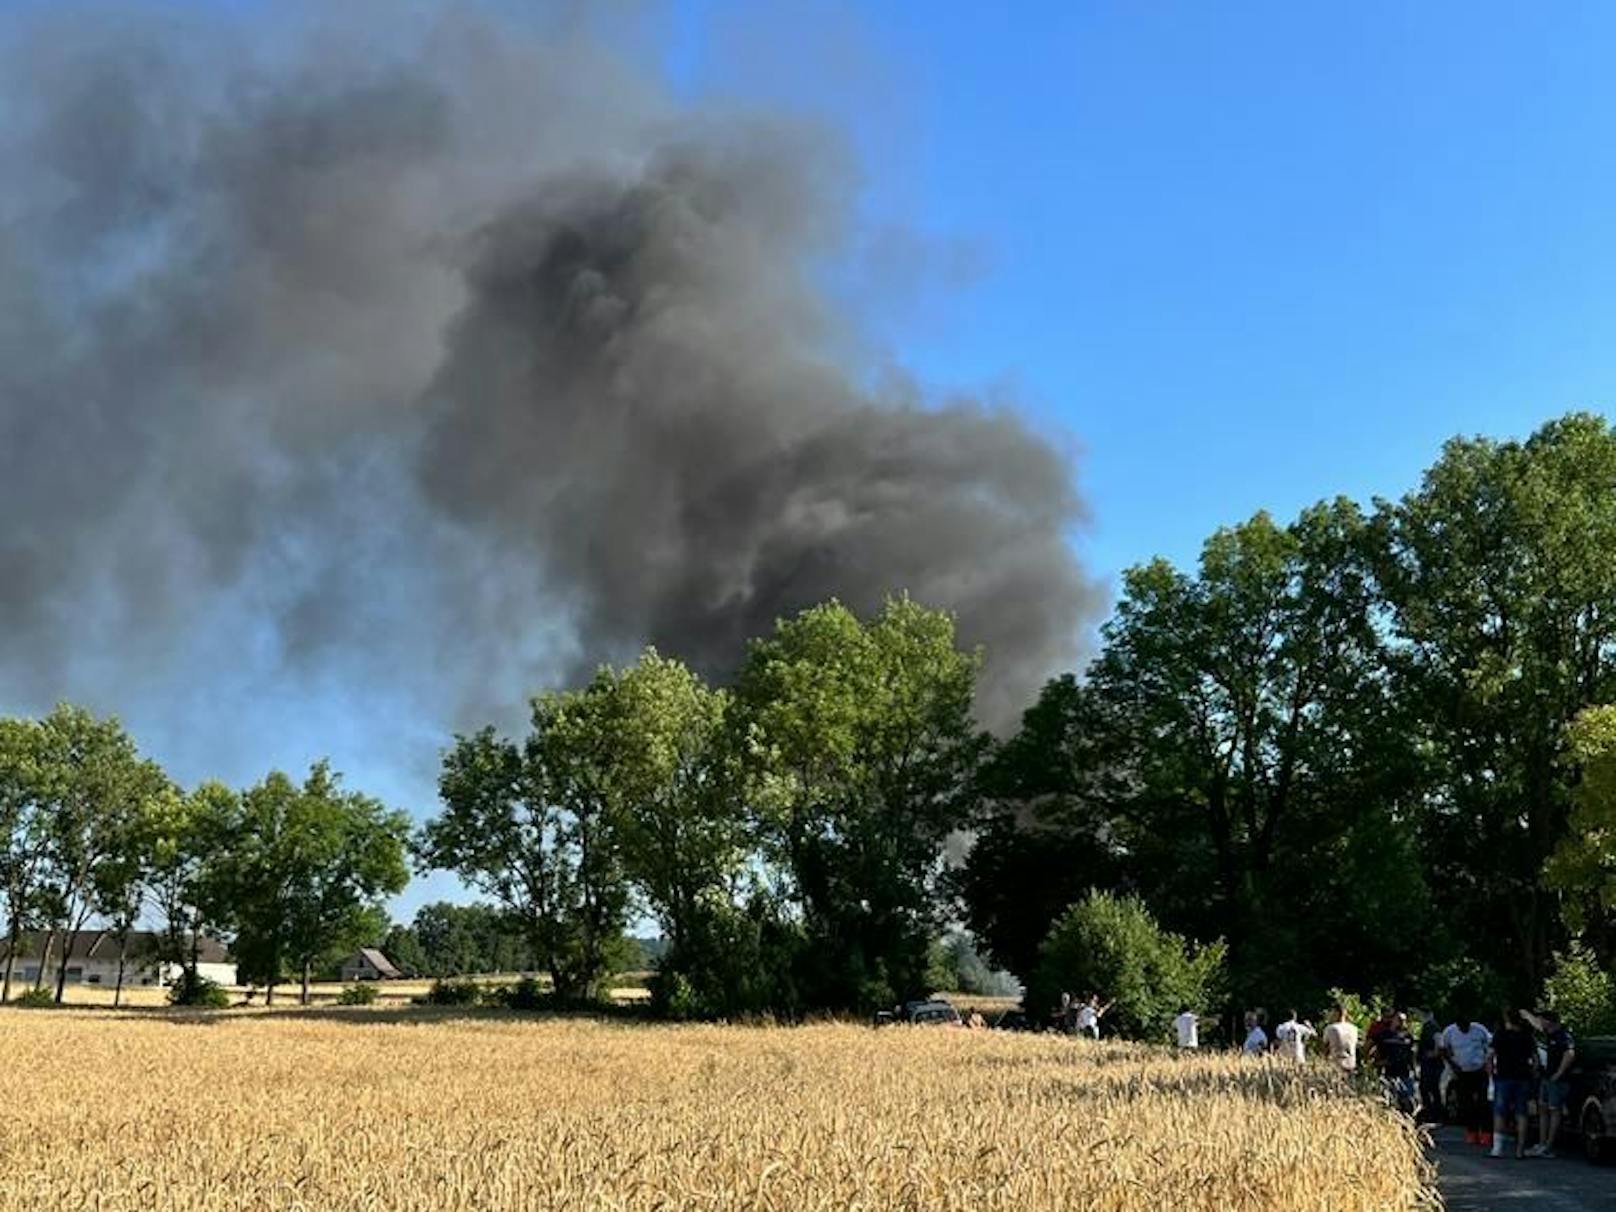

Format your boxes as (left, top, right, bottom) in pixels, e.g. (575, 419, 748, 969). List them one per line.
(1056, 992, 1578, 1161)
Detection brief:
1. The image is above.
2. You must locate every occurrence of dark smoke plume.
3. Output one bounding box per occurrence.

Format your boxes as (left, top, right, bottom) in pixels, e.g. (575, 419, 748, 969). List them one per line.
(0, 3, 1095, 751)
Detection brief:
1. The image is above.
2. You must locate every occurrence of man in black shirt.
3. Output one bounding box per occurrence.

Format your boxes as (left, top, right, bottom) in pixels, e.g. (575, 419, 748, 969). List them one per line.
(1374, 1011, 1417, 1114)
(1488, 1008, 1538, 1159)
(1416, 1012, 1445, 1122)
(1523, 1008, 1577, 1158)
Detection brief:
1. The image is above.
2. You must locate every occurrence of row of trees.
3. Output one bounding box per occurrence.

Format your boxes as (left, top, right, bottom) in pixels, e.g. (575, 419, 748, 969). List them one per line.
(9, 413, 1614, 1028)
(960, 412, 1616, 1019)
(0, 708, 409, 1004)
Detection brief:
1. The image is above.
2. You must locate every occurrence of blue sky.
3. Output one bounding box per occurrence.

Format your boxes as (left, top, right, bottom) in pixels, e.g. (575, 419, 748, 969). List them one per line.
(666, 0, 1616, 586)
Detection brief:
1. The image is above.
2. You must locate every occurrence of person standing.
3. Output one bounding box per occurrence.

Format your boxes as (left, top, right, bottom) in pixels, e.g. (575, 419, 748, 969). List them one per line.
(1242, 1009, 1270, 1056)
(1375, 1012, 1417, 1114)
(1523, 1008, 1576, 1158)
(1174, 1004, 1199, 1050)
(1075, 993, 1110, 1040)
(1441, 1014, 1494, 1146)
(1488, 1008, 1536, 1159)
(1416, 1011, 1445, 1122)
(1323, 1004, 1360, 1073)
(1274, 1010, 1317, 1065)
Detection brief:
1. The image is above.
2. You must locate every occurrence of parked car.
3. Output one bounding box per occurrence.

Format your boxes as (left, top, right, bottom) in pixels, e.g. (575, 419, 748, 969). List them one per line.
(1570, 1036, 1616, 1164)
(899, 998, 964, 1027)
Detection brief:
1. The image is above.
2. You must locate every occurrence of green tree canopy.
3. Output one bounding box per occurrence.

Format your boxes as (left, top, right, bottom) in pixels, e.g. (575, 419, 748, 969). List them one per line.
(736, 595, 986, 1010)
(1032, 890, 1227, 1042)
(219, 763, 409, 1004)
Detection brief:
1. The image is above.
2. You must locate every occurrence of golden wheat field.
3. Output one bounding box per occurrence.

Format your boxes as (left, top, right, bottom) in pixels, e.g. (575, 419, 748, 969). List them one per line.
(0, 1009, 1437, 1212)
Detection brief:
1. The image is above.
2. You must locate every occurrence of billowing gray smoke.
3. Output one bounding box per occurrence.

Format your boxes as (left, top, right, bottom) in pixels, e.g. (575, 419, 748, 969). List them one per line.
(0, 3, 1094, 754)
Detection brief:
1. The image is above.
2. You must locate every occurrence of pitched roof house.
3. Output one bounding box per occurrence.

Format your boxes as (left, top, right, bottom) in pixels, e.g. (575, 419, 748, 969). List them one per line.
(339, 948, 402, 981)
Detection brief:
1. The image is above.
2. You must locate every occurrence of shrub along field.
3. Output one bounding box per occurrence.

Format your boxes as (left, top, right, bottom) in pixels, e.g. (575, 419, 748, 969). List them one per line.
(0, 1010, 1436, 1211)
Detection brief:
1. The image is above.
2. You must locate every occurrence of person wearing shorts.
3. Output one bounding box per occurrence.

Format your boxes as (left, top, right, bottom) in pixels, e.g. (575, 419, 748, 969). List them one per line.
(1489, 1008, 1537, 1159)
(1523, 1008, 1576, 1158)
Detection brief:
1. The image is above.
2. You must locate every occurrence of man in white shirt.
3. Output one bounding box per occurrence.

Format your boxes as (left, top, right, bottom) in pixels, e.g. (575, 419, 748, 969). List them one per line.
(1274, 1010, 1317, 1064)
(1174, 1005, 1199, 1049)
(1075, 993, 1110, 1039)
(1440, 1016, 1494, 1144)
(1242, 1009, 1269, 1056)
(1323, 1004, 1359, 1072)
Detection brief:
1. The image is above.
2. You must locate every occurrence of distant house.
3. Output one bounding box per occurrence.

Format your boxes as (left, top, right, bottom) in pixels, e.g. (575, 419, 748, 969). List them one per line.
(339, 948, 402, 982)
(0, 930, 236, 990)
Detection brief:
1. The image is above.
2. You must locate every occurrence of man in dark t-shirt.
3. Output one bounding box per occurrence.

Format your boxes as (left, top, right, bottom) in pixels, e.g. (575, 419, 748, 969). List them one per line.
(1375, 1012, 1416, 1113)
(1524, 1008, 1577, 1158)
(1489, 1009, 1538, 1159)
(1416, 1014, 1444, 1122)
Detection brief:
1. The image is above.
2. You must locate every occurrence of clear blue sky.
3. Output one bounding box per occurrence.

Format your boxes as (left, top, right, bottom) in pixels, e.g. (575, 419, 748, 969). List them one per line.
(666, 0, 1616, 586)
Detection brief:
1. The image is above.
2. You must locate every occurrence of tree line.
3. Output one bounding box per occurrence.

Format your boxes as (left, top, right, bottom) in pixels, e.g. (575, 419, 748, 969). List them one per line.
(0, 709, 409, 1005)
(6, 413, 1616, 1028)
(960, 412, 1616, 1022)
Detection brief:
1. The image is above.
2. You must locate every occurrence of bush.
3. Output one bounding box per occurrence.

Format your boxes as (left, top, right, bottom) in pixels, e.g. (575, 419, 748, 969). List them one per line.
(1543, 939, 1616, 1037)
(14, 987, 56, 1008)
(650, 899, 805, 1021)
(415, 979, 483, 1007)
(167, 971, 231, 1009)
(489, 977, 546, 1011)
(1029, 890, 1227, 1041)
(336, 983, 379, 1006)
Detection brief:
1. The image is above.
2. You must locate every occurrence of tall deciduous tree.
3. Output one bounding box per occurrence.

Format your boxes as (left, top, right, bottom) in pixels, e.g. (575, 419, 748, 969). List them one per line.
(220, 764, 409, 1005)
(589, 651, 743, 953)
(1373, 413, 1616, 991)
(1065, 503, 1427, 1001)
(1547, 705, 1616, 942)
(31, 705, 168, 1002)
(422, 706, 632, 1003)
(736, 596, 986, 1010)
(0, 717, 48, 1002)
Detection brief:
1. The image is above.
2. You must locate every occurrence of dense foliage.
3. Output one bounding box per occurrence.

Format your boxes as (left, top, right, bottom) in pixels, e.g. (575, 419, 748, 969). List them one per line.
(1030, 891, 1227, 1041)
(962, 412, 1616, 1018)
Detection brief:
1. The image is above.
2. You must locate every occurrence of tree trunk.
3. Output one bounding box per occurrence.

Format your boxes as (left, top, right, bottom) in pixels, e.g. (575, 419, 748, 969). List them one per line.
(1, 917, 20, 1002)
(34, 927, 56, 992)
(300, 959, 311, 1006)
(114, 934, 129, 1008)
(266, 979, 276, 1006)
(53, 935, 71, 1004)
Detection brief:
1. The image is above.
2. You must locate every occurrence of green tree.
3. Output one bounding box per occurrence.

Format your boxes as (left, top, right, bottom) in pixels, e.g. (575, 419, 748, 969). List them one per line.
(953, 675, 1124, 985)
(220, 764, 409, 1005)
(144, 781, 240, 993)
(1031, 890, 1227, 1041)
(30, 705, 168, 1003)
(420, 707, 631, 1002)
(1078, 503, 1425, 1004)
(1547, 706, 1616, 935)
(736, 596, 986, 1010)
(568, 650, 760, 1016)
(1373, 413, 1616, 991)
(0, 717, 48, 1002)
(1541, 939, 1616, 1037)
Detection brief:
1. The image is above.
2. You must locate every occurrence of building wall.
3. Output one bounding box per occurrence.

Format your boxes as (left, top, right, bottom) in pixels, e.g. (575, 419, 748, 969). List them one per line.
(12, 957, 164, 988)
(10, 957, 238, 989)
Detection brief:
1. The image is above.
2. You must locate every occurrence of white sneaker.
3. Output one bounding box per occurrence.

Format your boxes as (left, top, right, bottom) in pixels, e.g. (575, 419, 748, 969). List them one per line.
(1524, 1144, 1547, 1158)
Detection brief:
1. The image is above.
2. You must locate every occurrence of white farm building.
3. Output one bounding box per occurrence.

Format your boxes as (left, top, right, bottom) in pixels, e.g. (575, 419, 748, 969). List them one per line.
(0, 930, 236, 990)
